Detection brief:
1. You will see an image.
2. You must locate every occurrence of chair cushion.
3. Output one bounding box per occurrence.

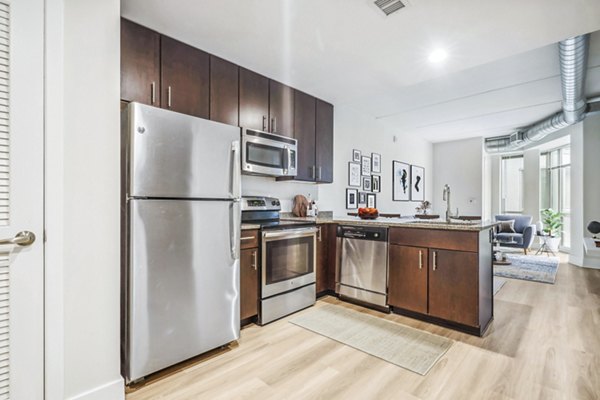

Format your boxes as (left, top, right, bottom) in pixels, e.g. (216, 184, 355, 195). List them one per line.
(498, 220, 516, 233)
(496, 233, 524, 245)
(495, 214, 533, 234)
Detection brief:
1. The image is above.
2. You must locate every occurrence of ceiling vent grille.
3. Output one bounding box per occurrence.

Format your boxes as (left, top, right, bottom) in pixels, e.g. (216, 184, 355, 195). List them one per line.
(374, 0, 405, 16)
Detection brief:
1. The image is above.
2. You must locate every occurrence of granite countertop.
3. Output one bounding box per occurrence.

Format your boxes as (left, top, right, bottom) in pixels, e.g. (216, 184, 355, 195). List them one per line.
(280, 212, 498, 232)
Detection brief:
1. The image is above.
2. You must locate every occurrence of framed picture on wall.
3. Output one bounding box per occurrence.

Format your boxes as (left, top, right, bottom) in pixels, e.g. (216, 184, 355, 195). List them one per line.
(348, 162, 361, 187)
(346, 188, 358, 209)
(410, 165, 425, 201)
(392, 161, 410, 201)
(367, 193, 376, 209)
(371, 153, 381, 173)
(358, 192, 367, 204)
(372, 175, 380, 193)
(362, 176, 372, 192)
(361, 156, 371, 175)
(352, 149, 362, 162)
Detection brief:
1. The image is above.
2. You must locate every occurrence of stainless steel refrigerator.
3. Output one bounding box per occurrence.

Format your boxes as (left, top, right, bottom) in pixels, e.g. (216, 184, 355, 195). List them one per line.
(121, 102, 242, 384)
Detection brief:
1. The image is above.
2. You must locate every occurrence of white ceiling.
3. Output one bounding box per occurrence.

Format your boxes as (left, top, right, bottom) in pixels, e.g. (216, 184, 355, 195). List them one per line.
(121, 0, 600, 142)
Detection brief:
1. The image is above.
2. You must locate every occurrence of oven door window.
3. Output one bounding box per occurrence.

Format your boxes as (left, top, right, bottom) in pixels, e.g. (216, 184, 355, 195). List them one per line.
(265, 236, 314, 284)
(246, 142, 284, 169)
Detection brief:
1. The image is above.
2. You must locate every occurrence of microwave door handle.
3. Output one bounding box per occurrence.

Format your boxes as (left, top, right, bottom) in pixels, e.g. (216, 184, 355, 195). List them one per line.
(282, 146, 290, 173)
(230, 140, 241, 199)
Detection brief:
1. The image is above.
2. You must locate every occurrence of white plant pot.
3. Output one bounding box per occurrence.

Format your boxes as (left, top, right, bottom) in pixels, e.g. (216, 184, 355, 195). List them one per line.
(546, 237, 561, 252)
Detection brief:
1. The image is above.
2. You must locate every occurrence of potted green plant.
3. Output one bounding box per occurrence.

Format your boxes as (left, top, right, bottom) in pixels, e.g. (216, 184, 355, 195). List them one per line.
(541, 208, 563, 252)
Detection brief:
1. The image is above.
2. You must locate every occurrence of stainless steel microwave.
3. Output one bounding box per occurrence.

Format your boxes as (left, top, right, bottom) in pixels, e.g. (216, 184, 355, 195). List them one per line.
(241, 128, 297, 177)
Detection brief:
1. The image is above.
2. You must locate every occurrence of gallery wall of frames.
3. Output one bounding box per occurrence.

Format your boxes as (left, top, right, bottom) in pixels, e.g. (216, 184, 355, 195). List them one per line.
(346, 149, 425, 210)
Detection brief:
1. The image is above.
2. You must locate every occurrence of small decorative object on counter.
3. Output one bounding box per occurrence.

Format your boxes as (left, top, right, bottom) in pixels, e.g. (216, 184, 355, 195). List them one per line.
(292, 194, 309, 217)
(587, 220, 600, 239)
(415, 200, 431, 215)
(358, 207, 379, 220)
(307, 194, 315, 217)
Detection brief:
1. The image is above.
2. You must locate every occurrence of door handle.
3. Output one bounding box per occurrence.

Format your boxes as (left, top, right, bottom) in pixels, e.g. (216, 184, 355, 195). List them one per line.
(262, 116, 267, 131)
(432, 251, 437, 271)
(272, 117, 277, 132)
(230, 140, 241, 199)
(418, 250, 423, 269)
(251, 250, 258, 270)
(167, 86, 172, 108)
(317, 166, 322, 181)
(151, 82, 156, 104)
(0, 231, 36, 247)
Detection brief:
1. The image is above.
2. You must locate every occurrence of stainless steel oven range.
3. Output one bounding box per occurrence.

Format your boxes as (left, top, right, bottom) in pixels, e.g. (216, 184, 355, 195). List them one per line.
(241, 196, 317, 324)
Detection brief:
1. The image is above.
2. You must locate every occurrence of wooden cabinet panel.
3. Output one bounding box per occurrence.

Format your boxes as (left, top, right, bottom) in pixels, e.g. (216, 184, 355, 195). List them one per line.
(160, 36, 209, 118)
(210, 56, 239, 126)
(388, 245, 428, 314)
(315, 99, 334, 183)
(428, 249, 479, 327)
(389, 228, 478, 253)
(239, 68, 269, 131)
(240, 247, 259, 320)
(240, 229, 259, 250)
(269, 80, 294, 136)
(316, 224, 328, 294)
(294, 90, 316, 181)
(121, 19, 160, 106)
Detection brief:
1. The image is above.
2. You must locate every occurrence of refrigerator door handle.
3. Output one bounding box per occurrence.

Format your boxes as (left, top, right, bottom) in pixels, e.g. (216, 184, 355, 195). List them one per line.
(230, 200, 241, 260)
(230, 140, 242, 200)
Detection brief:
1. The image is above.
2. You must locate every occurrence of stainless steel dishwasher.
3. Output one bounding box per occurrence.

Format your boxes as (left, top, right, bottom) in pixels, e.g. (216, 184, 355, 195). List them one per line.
(336, 225, 389, 309)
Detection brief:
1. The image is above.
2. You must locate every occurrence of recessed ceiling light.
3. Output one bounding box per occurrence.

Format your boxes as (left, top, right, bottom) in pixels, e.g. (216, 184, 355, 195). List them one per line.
(428, 49, 448, 63)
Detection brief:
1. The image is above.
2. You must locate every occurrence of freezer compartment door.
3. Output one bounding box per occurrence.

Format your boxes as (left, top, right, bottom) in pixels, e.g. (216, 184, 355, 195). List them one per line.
(128, 102, 241, 199)
(127, 199, 240, 382)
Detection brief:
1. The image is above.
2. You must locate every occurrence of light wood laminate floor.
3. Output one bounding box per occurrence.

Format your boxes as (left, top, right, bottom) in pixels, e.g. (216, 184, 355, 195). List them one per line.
(127, 258, 600, 400)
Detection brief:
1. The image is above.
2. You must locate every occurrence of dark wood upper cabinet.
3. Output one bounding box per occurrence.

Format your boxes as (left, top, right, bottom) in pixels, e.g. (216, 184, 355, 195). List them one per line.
(210, 56, 239, 126)
(239, 68, 269, 131)
(294, 90, 316, 181)
(388, 245, 428, 314)
(316, 99, 334, 183)
(269, 80, 294, 136)
(160, 36, 209, 118)
(121, 19, 160, 106)
(240, 247, 259, 321)
(428, 249, 479, 327)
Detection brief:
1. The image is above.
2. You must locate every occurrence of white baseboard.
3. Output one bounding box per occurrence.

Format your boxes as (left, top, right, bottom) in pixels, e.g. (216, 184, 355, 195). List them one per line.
(69, 377, 124, 400)
(569, 255, 584, 266)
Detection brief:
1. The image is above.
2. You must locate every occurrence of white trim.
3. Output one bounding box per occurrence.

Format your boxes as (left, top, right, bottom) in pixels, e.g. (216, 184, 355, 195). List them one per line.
(68, 378, 125, 400)
(568, 255, 583, 266)
(44, 0, 65, 398)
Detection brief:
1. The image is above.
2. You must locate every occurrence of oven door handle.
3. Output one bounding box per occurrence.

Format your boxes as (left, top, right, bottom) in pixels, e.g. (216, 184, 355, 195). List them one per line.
(282, 146, 290, 173)
(262, 227, 319, 240)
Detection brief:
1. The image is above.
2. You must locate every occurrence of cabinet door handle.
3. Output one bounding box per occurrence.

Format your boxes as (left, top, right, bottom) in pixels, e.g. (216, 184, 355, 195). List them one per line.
(251, 250, 258, 270)
(311, 166, 316, 179)
(432, 251, 437, 271)
(318, 226, 322, 242)
(262, 116, 267, 131)
(241, 236, 255, 241)
(272, 117, 277, 132)
(317, 166, 322, 181)
(151, 81, 156, 104)
(418, 250, 423, 269)
(167, 86, 172, 108)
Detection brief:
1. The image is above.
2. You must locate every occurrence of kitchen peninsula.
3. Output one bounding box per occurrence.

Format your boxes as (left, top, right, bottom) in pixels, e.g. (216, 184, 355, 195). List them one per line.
(283, 214, 497, 336)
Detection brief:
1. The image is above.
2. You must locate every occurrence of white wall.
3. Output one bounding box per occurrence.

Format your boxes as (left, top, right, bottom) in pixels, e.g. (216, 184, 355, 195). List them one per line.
(432, 137, 484, 217)
(46, 0, 124, 398)
(318, 106, 432, 216)
(571, 122, 585, 265)
(242, 176, 318, 212)
(523, 148, 541, 221)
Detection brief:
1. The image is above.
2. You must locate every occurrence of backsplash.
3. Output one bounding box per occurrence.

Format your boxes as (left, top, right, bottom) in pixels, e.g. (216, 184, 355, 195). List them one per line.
(241, 175, 319, 212)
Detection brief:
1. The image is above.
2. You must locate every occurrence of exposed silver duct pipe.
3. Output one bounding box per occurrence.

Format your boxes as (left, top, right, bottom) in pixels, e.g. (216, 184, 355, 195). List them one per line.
(485, 34, 590, 152)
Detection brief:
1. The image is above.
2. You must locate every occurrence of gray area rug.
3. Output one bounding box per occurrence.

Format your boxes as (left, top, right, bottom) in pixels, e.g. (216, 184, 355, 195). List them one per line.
(494, 254, 559, 284)
(493, 277, 506, 295)
(289, 304, 453, 375)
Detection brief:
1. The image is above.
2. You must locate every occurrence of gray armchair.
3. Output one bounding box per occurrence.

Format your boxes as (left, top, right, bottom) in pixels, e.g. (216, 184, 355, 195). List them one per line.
(494, 215, 536, 254)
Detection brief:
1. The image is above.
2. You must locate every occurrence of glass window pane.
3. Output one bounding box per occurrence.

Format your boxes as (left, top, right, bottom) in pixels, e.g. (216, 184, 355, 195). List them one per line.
(561, 166, 570, 213)
(550, 168, 559, 210)
(550, 150, 559, 167)
(561, 147, 570, 166)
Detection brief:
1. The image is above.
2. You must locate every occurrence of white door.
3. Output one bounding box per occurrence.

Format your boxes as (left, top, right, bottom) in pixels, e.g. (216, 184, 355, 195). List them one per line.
(5, 0, 45, 398)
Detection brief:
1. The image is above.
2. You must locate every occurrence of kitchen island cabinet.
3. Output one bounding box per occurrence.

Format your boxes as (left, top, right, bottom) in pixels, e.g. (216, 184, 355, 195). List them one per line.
(240, 230, 259, 323)
(388, 227, 493, 336)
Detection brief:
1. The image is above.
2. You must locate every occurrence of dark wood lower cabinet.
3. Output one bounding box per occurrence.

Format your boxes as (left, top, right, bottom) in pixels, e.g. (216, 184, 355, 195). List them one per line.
(240, 247, 259, 321)
(388, 245, 428, 314)
(428, 249, 479, 327)
(316, 224, 328, 294)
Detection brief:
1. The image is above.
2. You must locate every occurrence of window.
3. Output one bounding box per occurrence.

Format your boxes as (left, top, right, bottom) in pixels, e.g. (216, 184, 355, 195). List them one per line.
(501, 155, 524, 214)
(540, 146, 570, 249)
